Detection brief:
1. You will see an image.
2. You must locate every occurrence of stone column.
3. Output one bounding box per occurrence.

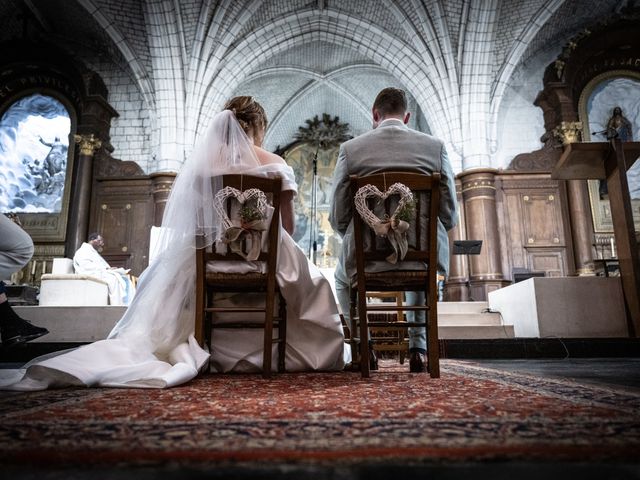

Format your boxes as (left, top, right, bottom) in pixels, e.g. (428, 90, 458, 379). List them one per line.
(459, 168, 510, 300)
(567, 179, 596, 275)
(66, 134, 102, 255)
(150, 173, 176, 226)
(444, 178, 469, 301)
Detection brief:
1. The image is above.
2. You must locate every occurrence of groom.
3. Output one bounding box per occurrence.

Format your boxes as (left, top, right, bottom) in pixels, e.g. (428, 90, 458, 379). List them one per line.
(329, 87, 458, 373)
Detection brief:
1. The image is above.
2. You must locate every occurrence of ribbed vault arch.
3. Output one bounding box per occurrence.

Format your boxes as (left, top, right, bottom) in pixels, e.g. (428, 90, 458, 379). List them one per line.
(194, 9, 448, 147)
(77, 0, 155, 110)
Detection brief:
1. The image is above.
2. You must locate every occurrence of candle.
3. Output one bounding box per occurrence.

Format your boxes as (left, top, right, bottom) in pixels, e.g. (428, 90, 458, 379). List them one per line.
(31, 261, 36, 275)
(610, 237, 616, 258)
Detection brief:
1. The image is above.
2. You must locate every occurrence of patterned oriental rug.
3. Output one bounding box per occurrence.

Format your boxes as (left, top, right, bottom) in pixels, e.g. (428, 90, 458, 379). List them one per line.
(0, 360, 638, 468)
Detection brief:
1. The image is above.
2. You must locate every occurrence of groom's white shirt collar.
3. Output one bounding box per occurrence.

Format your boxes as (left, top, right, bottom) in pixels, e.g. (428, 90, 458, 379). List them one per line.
(377, 118, 408, 129)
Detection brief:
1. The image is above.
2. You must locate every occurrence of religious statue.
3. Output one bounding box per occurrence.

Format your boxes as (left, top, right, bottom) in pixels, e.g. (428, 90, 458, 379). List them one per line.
(606, 106, 633, 141)
(599, 106, 634, 199)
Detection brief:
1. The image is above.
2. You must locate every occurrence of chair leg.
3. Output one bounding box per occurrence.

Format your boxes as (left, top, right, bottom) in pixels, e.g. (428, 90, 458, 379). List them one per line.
(263, 294, 275, 379)
(358, 288, 370, 378)
(427, 299, 440, 379)
(204, 287, 212, 373)
(349, 286, 359, 366)
(277, 293, 286, 373)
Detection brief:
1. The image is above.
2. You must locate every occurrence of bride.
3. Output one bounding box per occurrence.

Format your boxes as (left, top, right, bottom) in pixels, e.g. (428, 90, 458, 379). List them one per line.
(1, 97, 348, 390)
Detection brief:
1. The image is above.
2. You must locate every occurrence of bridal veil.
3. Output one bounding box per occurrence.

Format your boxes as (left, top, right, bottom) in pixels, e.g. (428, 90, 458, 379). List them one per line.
(108, 110, 263, 355)
(0, 110, 264, 389)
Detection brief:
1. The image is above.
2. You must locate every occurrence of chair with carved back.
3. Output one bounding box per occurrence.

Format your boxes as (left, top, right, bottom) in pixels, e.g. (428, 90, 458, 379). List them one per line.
(349, 171, 441, 378)
(194, 174, 286, 378)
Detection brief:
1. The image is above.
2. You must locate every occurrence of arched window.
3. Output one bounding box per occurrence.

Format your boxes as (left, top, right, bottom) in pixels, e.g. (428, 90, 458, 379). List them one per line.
(0, 93, 71, 213)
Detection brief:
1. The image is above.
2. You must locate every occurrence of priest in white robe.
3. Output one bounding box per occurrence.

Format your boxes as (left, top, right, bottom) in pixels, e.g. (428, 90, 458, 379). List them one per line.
(73, 233, 134, 305)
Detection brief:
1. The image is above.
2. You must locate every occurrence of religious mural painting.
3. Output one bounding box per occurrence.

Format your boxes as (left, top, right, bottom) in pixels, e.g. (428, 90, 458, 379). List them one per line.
(0, 93, 71, 214)
(0, 86, 76, 244)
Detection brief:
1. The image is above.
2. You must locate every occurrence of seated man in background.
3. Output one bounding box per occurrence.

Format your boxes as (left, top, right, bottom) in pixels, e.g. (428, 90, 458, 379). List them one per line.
(73, 233, 135, 306)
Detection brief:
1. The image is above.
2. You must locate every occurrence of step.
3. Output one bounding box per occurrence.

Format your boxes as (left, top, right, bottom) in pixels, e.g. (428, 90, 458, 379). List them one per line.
(14, 306, 126, 343)
(439, 325, 515, 339)
(14, 305, 514, 344)
(438, 312, 503, 326)
(437, 301, 490, 314)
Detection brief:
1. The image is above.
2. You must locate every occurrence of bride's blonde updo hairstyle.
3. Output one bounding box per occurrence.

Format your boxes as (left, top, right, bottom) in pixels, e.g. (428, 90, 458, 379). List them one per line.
(223, 96, 267, 139)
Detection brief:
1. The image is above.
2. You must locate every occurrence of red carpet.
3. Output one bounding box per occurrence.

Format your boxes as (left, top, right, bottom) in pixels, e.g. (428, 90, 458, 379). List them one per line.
(0, 360, 638, 467)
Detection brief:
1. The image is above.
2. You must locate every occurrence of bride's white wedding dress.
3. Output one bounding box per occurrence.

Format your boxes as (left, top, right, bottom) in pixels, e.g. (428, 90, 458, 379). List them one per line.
(0, 111, 347, 390)
(208, 162, 348, 373)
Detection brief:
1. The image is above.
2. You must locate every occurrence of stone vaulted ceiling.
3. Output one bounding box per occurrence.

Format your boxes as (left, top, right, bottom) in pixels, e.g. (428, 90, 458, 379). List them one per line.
(0, 0, 631, 173)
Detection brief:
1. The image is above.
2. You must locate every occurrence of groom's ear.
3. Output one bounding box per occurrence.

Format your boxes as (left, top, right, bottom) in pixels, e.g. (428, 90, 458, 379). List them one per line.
(372, 108, 381, 123)
(403, 112, 411, 124)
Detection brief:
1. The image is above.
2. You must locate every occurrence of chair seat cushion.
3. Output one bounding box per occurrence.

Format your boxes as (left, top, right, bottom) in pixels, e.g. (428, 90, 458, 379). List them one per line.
(351, 270, 429, 290)
(205, 271, 269, 290)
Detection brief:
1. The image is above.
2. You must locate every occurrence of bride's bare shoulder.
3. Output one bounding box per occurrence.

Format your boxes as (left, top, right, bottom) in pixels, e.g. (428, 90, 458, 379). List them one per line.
(254, 146, 286, 166)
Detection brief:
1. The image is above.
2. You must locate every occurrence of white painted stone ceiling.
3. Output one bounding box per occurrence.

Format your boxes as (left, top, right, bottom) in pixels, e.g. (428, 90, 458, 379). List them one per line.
(0, 0, 632, 173)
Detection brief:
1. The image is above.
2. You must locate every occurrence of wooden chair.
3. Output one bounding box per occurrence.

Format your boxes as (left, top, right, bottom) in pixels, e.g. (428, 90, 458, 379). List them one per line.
(194, 174, 286, 378)
(349, 171, 441, 378)
(367, 291, 409, 364)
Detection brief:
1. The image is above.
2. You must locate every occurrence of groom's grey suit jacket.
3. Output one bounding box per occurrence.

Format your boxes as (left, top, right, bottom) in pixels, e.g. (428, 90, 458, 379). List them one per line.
(329, 118, 458, 283)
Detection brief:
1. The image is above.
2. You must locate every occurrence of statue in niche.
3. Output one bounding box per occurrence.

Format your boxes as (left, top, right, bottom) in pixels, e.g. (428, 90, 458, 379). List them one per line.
(606, 106, 633, 142)
(599, 106, 634, 198)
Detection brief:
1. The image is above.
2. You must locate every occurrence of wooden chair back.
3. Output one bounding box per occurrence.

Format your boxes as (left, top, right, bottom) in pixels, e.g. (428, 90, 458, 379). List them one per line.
(195, 174, 285, 377)
(349, 171, 441, 377)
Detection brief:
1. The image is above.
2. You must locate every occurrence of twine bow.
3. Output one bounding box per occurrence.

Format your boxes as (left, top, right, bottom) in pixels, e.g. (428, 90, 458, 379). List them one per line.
(372, 216, 410, 263)
(223, 218, 268, 261)
(354, 182, 414, 264)
(214, 186, 268, 261)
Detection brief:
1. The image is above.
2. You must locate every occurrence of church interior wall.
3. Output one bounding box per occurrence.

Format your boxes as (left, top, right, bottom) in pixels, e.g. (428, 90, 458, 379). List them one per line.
(87, 60, 153, 173)
(493, 51, 551, 170)
(1, 1, 638, 308)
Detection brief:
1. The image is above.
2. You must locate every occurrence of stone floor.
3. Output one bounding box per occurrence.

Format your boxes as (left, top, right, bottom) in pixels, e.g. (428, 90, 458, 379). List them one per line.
(470, 357, 640, 391)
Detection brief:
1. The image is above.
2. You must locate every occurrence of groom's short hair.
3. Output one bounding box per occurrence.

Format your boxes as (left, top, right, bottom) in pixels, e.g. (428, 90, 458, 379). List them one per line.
(373, 88, 407, 116)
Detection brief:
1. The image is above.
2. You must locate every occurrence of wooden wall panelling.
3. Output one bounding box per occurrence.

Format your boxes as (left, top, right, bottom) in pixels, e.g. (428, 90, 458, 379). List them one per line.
(498, 173, 573, 279)
(90, 177, 154, 276)
(500, 175, 529, 280)
(557, 178, 576, 276)
(525, 248, 565, 277)
(494, 175, 516, 283)
(521, 191, 564, 248)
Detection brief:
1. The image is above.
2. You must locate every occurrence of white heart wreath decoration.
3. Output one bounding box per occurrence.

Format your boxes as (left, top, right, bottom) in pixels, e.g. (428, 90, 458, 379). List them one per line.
(354, 182, 414, 264)
(213, 186, 269, 261)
